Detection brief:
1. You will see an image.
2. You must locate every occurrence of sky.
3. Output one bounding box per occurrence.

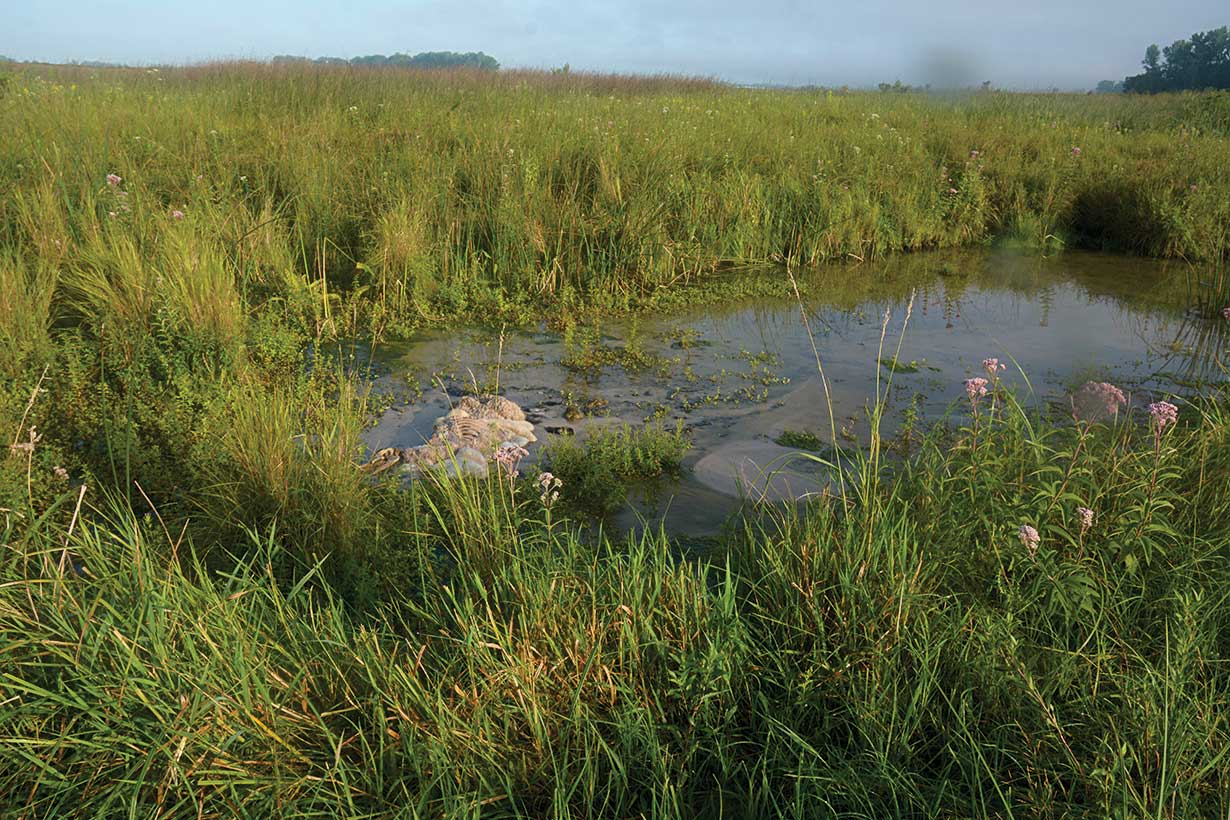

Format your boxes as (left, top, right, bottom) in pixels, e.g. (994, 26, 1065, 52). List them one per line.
(4, 1, 1227, 89)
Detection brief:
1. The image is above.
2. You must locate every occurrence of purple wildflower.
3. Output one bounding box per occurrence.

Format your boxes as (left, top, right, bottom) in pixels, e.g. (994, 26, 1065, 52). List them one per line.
(982, 357, 1006, 378)
(1018, 524, 1040, 556)
(964, 377, 989, 404)
(1072, 381, 1127, 422)
(106, 173, 122, 186)
(1148, 401, 1178, 433)
(494, 443, 529, 479)
(1076, 506, 1093, 536)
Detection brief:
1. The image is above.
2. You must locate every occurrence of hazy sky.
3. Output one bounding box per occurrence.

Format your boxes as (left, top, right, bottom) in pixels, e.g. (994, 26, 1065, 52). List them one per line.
(5, 1, 1227, 89)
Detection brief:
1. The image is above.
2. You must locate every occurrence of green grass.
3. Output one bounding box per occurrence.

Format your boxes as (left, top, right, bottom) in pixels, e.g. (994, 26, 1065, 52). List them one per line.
(2, 62, 1230, 817)
(1, 64, 1229, 336)
(535, 421, 691, 516)
(3, 384, 1230, 816)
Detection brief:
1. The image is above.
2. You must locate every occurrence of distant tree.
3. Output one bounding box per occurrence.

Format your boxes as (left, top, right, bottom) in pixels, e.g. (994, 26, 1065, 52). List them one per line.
(269, 51, 499, 71)
(1095, 79, 1124, 93)
(1124, 27, 1230, 92)
(401, 52, 499, 70)
(1143, 44, 1161, 72)
(877, 80, 927, 93)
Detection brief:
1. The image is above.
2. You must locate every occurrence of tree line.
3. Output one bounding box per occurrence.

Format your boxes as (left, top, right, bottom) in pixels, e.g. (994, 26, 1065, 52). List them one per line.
(271, 51, 499, 71)
(1118, 26, 1229, 93)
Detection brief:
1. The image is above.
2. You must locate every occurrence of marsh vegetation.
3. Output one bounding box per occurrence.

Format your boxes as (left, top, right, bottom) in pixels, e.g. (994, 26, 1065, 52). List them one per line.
(1, 63, 1230, 817)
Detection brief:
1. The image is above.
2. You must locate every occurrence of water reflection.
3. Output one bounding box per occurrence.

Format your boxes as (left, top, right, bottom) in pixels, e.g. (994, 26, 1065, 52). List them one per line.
(364, 248, 1227, 533)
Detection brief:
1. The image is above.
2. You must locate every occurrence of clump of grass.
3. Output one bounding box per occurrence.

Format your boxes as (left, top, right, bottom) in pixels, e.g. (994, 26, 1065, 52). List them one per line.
(774, 428, 830, 453)
(0, 252, 56, 379)
(539, 422, 690, 515)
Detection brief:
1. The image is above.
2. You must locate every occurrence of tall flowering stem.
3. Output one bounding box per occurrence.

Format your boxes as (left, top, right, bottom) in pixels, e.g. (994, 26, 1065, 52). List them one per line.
(535, 471, 563, 531)
(963, 375, 991, 481)
(1136, 401, 1179, 541)
(493, 443, 528, 489)
(1076, 507, 1094, 546)
(1018, 524, 1040, 559)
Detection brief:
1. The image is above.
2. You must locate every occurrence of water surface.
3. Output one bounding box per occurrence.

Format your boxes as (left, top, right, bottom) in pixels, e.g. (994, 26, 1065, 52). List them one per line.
(362, 249, 1226, 533)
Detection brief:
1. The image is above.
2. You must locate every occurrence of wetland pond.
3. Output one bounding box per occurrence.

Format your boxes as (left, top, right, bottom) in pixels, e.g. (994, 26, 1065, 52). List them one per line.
(361, 249, 1227, 536)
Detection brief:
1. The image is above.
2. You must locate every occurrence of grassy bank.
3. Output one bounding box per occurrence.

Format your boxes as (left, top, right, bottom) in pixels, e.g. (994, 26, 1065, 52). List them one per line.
(3, 63, 1230, 817)
(4, 377, 1230, 816)
(1, 64, 1229, 334)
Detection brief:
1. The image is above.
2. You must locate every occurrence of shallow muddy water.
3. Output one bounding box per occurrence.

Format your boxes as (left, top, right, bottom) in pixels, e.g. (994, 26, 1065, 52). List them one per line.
(361, 249, 1227, 534)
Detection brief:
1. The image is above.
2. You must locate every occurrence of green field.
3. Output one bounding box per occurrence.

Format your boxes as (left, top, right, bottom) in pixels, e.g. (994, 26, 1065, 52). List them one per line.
(2, 64, 1230, 817)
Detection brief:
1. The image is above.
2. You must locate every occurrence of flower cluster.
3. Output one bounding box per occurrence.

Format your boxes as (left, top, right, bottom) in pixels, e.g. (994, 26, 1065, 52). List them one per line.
(1071, 146, 1082, 156)
(1072, 381, 1127, 421)
(982, 357, 1006, 378)
(964, 377, 989, 404)
(1076, 506, 1094, 536)
(536, 471, 562, 507)
(1148, 401, 1178, 433)
(170, 209, 185, 221)
(1018, 524, 1040, 556)
(493, 443, 529, 479)
(104, 173, 131, 218)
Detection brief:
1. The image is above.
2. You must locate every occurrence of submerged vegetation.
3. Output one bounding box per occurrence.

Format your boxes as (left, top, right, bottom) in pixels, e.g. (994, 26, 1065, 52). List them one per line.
(2, 62, 1230, 816)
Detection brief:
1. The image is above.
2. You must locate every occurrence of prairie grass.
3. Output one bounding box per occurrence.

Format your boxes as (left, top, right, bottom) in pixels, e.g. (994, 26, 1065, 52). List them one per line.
(3, 381, 1230, 816)
(2, 63, 1229, 335)
(2, 62, 1230, 817)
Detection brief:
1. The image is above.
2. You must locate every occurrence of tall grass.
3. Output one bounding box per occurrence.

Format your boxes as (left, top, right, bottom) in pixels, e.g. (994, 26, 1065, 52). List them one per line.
(2, 64, 1228, 334)
(2, 62, 1230, 816)
(3, 378, 1229, 816)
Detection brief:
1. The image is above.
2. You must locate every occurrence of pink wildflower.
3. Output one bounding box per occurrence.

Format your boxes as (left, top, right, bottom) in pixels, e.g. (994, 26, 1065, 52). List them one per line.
(494, 443, 529, 479)
(106, 173, 122, 186)
(982, 357, 1006, 378)
(1018, 524, 1040, 556)
(1071, 146, 1082, 156)
(170, 209, 184, 220)
(1076, 506, 1093, 535)
(964, 377, 989, 404)
(536, 471, 562, 506)
(948, 187, 959, 195)
(1148, 401, 1178, 433)
(1072, 381, 1127, 422)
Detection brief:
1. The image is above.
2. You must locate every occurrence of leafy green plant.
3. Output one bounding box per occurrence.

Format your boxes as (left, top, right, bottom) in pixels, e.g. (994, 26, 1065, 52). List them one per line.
(538, 422, 690, 515)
